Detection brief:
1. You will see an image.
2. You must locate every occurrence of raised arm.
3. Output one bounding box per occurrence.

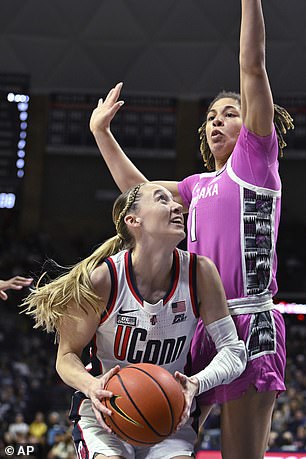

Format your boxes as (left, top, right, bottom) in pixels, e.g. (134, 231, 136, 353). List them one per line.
(90, 83, 147, 192)
(56, 264, 119, 431)
(90, 83, 184, 206)
(240, 0, 274, 135)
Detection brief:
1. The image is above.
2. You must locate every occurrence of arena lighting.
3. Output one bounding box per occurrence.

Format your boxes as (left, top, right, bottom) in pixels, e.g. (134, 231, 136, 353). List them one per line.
(17, 102, 28, 111)
(274, 302, 306, 315)
(0, 193, 16, 209)
(6, 92, 30, 191)
(18, 139, 26, 149)
(16, 159, 25, 169)
(19, 111, 28, 121)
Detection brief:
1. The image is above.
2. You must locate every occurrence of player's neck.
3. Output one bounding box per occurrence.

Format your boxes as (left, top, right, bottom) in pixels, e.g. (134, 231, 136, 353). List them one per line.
(131, 247, 174, 302)
(215, 157, 228, 170)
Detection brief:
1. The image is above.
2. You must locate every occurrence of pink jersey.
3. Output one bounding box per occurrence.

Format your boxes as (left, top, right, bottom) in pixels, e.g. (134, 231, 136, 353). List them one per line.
(178, 124, 281, 306)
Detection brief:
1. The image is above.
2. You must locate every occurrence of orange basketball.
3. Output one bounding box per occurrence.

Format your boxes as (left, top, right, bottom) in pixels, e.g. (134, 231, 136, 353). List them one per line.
(102, 363, 184, 446)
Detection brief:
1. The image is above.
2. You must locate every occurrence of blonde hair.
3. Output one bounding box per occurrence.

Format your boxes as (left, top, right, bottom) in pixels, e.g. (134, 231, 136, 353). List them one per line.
(198, 91, 294, 171)
(22, 184, 143, 333)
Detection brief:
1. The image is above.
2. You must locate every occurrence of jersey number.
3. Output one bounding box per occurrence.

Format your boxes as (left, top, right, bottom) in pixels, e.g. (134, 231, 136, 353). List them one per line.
(190, 207, 197, 242)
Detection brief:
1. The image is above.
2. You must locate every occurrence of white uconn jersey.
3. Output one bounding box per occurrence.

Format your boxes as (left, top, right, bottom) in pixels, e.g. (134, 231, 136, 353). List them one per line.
(90, 248, 199, 376)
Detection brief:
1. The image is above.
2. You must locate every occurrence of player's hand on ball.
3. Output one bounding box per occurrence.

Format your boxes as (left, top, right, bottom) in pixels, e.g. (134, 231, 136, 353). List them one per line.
(174, 371, 199, 430)
(87, 365, 120, 432)
(90, 82, 124, 135)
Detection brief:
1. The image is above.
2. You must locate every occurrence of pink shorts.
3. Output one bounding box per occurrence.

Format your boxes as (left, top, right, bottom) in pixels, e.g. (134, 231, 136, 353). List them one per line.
(190, 309, 286, 405)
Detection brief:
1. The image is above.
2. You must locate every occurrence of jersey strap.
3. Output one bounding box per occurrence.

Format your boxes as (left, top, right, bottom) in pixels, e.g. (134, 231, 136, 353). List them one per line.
(100, 257, 118, 324)
(189, 252, 199, 318)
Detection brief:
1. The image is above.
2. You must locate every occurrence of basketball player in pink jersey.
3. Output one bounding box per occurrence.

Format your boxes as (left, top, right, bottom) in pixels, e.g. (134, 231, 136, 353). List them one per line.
(23, 183, 246, 459)
(89, 1, 294, 458)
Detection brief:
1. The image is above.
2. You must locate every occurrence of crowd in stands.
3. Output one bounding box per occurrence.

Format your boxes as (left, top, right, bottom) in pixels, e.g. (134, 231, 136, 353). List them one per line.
(1, 411, 74, 459)
(277, 222, 306, 294)
(197, 317, 306, 452)
(0, 229, 305, 457)
(0, 229, 76, 458)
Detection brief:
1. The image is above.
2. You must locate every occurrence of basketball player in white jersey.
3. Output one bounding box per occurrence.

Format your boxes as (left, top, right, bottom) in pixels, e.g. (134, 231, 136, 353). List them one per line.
(23, 183, 246, 459)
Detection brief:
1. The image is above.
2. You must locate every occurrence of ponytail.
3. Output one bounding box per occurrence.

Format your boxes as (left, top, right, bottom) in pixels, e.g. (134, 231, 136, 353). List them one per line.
(22, 234, 124, 333)
(273, 104, 294, 157)
(22, 183, 144, 334)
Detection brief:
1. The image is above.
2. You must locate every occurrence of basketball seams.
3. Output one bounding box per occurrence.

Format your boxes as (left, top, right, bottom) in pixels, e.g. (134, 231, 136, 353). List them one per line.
(114, 370, 173, 436)
(101, 363, 184, 446)
(102, 404, 157, 446)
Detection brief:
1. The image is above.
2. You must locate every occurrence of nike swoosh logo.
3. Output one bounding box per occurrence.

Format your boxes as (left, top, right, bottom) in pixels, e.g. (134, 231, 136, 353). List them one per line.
(109, 396, 142, 426)
(118, 307, 138, 314)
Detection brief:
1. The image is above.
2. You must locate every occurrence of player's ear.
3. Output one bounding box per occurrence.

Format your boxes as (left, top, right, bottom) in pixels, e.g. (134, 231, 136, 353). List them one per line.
(124, 214, 142, 227)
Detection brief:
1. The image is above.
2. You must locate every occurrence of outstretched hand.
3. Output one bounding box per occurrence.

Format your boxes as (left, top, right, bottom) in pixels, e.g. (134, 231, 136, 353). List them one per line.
(174, 371, 199, 430)
(90, 82, 124, 135)
(0, 276, 33, 301)
(87, 365, 121, 432)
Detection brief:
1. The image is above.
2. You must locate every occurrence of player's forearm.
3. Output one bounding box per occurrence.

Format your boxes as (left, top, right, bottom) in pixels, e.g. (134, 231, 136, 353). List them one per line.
(56, 351, 97, 396)
(93, 128, 148, 193)
(194, 316, 247, 394)
(240, 0, 265, 72)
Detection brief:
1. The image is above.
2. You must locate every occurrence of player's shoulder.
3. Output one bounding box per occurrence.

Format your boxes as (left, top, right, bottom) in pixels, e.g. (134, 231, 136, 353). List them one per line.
(176, 250, 216, 274)
(90, 262, 112, 298)
(196, 255, 218, 275)
(183, 171, 216, 183)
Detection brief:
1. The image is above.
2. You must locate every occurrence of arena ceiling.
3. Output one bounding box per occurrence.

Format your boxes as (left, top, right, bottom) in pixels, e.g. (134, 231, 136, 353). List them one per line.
(0, 0, 305, 97)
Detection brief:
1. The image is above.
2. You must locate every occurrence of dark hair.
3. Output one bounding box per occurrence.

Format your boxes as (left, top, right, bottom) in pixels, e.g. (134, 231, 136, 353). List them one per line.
(198, 91, 294, 171)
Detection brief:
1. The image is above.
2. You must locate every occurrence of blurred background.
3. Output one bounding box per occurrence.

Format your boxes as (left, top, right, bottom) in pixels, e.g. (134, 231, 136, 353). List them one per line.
(0, 1, 305, 457)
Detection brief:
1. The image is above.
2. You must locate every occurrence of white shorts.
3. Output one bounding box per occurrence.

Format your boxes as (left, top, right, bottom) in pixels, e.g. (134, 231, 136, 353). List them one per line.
(71, 397, 196, 459)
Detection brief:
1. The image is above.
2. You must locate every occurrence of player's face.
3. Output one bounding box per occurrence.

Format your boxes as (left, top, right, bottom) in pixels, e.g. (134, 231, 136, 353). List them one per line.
(206, 97, 242, 166)
(134, 184, 185, 244)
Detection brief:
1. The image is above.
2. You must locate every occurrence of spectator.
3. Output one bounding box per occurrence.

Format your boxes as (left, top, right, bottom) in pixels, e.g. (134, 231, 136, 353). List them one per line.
(47, 428, 75, 459)
(46, 412, 66, 450)
(279, 430, 298, 452)
(29, 411, 48, 442)
(7, 413, 29, 442)
(267, 431, 281, 451)
(295, 425, 306, 451)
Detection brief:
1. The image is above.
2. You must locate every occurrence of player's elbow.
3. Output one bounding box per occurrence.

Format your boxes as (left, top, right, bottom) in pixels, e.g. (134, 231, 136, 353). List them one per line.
(55, 351, 67, 382)
(231, 340, 247, 381)
(240, 52, 266, 76)
(55, 354, 63, 378)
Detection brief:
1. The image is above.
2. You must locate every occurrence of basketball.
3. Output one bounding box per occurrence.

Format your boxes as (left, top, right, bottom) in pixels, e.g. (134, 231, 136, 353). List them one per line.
(102, 363, 184, 446)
